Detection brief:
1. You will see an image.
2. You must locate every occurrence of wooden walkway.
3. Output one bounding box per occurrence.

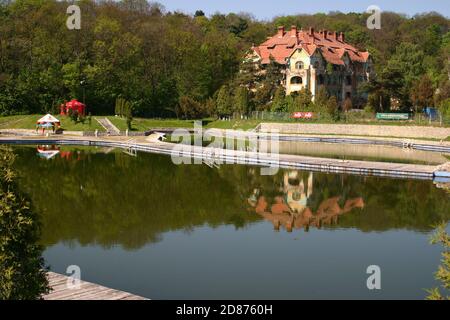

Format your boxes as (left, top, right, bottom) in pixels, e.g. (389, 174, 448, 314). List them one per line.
(44, 272, 148, 300)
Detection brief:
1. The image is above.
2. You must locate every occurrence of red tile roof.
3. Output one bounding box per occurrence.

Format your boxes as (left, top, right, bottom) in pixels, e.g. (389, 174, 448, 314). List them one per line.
(254, 26, 369, 65)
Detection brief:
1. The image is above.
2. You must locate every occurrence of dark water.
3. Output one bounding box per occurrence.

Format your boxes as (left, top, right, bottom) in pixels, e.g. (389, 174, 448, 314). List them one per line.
(9, 145, 450, 299)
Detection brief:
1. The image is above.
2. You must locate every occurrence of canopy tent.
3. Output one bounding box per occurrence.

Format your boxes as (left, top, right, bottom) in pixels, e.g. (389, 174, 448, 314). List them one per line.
(60, 99, 86, 116)
(36, 114, 60, 134)
(37, 114, 61, 125)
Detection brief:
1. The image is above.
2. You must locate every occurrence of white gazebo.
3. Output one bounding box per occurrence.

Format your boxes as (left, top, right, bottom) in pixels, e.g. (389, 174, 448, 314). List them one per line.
(37, 114, 61, 125)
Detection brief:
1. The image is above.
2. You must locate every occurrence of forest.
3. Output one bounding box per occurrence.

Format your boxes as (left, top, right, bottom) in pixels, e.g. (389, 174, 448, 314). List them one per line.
(0, 0, 449, 118)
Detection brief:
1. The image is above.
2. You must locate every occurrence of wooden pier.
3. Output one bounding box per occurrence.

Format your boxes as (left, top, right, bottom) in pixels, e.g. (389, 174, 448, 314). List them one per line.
(44, 272, 148, 300)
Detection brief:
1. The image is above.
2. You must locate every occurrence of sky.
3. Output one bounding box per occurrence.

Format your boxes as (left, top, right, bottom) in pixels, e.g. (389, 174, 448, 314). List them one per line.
(156, 0, 449, 20)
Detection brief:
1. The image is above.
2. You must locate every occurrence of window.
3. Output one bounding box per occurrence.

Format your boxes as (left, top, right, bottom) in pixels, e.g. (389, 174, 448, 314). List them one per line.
(295, 61, 304, 70)
(314, 61, 320, 69)
(290, 76, 302, 84)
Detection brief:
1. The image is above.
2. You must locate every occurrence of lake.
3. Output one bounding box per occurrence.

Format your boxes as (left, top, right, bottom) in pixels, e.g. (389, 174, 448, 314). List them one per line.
(9, 145, 450, 299)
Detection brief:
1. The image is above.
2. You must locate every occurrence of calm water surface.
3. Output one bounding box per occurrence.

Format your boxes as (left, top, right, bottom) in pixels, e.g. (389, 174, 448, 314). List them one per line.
(10, 145, 450, 299)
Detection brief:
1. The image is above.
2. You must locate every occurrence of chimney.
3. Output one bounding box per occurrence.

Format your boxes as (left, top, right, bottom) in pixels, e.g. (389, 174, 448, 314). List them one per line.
(333, 31, 338, 40)
(277, 26, 285, 38)
(323, 29, 327, 40)
(339, 32, 345, 42)
(290, 25, 297, 37)
(309, 27, 314, 36)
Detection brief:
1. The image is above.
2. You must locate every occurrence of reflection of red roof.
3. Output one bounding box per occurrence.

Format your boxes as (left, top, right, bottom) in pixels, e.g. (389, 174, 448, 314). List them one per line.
(254, 26, 369, 65)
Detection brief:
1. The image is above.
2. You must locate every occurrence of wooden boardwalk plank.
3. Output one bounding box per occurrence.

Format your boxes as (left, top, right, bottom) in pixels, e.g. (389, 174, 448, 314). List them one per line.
(43, 272, 148, 300)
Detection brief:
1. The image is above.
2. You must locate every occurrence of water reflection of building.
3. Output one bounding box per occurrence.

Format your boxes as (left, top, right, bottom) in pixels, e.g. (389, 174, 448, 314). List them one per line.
(248, 170, 364, 232)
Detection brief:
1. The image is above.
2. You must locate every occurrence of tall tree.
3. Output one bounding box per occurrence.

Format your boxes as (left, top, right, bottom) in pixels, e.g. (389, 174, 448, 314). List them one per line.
(233, 86, 249, 115)
(0, 146, 49, 300)
(410, 75, 435, 112)
(216, 85, 232, 117)
(381, 42, 425, 107)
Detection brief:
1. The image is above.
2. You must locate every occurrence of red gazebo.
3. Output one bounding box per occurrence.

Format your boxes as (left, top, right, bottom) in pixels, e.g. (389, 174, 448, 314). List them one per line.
(60, 99, 86, 116)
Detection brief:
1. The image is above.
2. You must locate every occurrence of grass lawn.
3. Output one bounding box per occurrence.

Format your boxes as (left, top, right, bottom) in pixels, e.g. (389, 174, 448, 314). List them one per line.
(107, 116, 262, 131)
(0, 114, 104, 131)
(106, 116, 200, 131)
(2, 114, 450, 135)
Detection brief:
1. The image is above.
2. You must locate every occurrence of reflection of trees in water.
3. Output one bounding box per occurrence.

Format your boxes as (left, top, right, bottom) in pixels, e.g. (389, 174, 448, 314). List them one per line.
(10, 146, 450, 250)
(0, 146, 49, 299)
(13, 148, 257, 249)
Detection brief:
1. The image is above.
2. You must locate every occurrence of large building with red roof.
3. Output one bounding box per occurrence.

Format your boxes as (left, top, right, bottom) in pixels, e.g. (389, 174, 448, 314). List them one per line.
(250, 26, 373, 107)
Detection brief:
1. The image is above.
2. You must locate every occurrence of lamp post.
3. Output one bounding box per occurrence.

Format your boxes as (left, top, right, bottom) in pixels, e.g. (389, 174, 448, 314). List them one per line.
(80, 79, 86, 116)
(80, 79, 86, 104)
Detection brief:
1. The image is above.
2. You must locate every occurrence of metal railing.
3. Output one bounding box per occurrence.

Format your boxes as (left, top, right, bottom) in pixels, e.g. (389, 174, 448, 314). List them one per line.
(246, 110, 450, 126)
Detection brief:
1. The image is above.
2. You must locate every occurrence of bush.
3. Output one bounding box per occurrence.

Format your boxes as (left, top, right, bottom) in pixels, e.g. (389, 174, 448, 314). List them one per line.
(178, 96, 205, 119)
(326, 96, 340, 121)
(78, 114, 86, 124)
(68, 109, 79, 123)
(363, 104, 375, 114)
(438, 98, 450, 118)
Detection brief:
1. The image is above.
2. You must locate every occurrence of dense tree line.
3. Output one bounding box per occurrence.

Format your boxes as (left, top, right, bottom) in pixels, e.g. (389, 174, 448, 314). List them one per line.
(0, 0, 449, 118)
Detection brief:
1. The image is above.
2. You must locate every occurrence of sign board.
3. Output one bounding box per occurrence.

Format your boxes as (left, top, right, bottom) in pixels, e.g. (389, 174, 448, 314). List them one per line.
(292, 112, 314, 119)
(376, 113, 410, 120)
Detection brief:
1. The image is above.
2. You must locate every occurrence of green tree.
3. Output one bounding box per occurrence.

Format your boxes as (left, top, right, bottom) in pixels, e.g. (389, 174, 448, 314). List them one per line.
(253, 57, 284, 110)
(0, 146, 49, 300)
(314, 86, 329, 113)
(271, 86, 287, 112)
(427, 222, 450, 300)
(233, 86, 249, 115)
(295, 88, 313, 111)
(216, 85, 232, 117)
(410, 74, 435, 112)
(326, 96, 340, 121)
(178, 96, 205, 119)
(381, 42, 425, 108)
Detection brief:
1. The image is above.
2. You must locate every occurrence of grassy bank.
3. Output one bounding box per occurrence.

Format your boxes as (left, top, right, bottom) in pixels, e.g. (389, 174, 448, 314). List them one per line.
(1, 115, 450, 141)
(0, 114, 104, 131)
(106, 116, 261, 131)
